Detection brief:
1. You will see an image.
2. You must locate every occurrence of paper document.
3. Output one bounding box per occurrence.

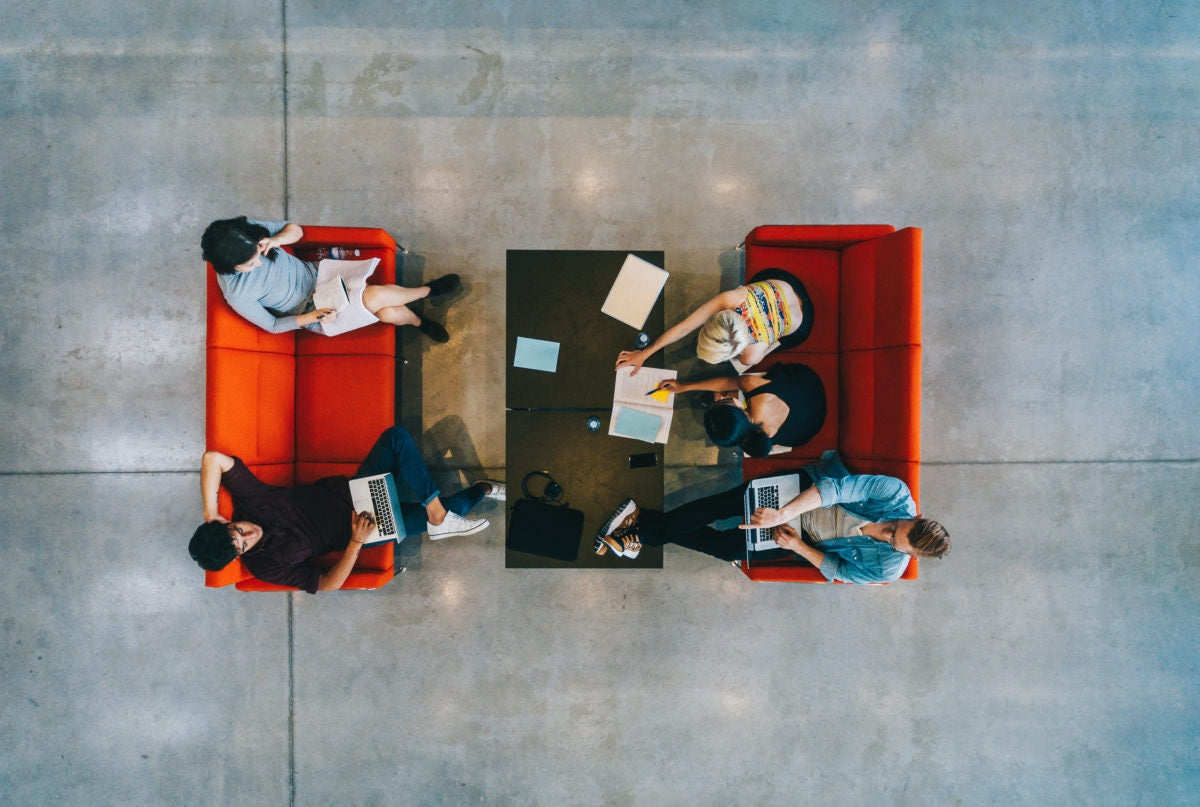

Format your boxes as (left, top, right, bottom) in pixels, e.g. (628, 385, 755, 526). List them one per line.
(609, 366, 677, 443)
(613, 408, 663, 443)
(601, 254, 669, 330)
(314, 257, 381, 336)
(313, 276, 350, 312)
(513, 337, 560, 373)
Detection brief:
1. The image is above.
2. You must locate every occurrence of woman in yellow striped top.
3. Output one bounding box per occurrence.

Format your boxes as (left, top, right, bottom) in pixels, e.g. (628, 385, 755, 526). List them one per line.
(615, 269, 813, 375)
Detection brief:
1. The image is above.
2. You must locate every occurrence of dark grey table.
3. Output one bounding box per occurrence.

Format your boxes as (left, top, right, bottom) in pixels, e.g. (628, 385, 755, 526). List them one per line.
(505, 249, 666, 568)
(505, 411, 664, 568)
(506, 249, 665, 409)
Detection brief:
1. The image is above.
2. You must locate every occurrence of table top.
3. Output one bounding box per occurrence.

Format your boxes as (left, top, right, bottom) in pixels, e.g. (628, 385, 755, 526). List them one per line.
(505, 410, 664, 568)
(506, 249, 666, 409)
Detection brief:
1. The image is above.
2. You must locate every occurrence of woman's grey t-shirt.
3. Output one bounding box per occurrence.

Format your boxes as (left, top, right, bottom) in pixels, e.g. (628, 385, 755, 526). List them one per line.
(215, 219, 317, 333)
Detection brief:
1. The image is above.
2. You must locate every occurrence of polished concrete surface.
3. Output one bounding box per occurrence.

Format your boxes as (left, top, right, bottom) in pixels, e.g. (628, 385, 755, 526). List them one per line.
(2, 2, 1198, 805)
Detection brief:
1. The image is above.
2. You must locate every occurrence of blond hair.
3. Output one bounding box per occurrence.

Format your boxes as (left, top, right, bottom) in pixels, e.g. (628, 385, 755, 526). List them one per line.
(909, 519, 951, 559)
(696, 310, 752, 364)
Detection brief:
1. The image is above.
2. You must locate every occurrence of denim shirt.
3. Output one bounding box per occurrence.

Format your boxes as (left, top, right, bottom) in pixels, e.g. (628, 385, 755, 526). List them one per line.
(801, 451, 917, 584)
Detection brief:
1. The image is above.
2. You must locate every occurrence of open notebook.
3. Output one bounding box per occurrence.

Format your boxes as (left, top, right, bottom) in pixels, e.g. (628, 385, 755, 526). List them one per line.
(609, 366, 676, 443)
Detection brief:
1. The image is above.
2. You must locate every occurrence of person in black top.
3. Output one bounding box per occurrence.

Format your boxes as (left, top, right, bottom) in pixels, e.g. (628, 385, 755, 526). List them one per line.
(657, 362, 826, 457)
(187, 425, 503, 593)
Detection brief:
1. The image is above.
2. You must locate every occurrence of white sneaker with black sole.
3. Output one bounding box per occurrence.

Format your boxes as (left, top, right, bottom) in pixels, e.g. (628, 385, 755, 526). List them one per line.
(475, 480, 506, 502)
(427, 512, 489, 540)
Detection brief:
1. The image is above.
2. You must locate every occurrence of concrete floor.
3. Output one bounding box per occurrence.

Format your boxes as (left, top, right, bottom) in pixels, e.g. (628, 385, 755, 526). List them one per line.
(2, 2, 1198, 805)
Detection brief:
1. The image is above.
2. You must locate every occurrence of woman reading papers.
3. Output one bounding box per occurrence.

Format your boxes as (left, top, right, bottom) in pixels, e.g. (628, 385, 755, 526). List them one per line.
(202, 216, 460, 342)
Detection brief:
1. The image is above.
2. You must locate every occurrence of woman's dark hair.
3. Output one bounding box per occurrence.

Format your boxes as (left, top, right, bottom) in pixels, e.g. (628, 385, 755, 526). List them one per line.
(704, 402, 774, 458)
(189, 521, 238, 571)
(201, 216, 273, 275)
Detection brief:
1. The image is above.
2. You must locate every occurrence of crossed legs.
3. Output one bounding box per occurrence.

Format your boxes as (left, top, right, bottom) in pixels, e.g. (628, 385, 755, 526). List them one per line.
(362, 284, 428, 327)
(355, 425, 487, 536)
(611, 478, 807, 562)
(360, 275, 459, 341)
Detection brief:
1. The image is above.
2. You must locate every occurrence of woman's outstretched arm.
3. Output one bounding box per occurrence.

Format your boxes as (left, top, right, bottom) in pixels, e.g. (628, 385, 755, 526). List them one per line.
(614, 287, 743, 375)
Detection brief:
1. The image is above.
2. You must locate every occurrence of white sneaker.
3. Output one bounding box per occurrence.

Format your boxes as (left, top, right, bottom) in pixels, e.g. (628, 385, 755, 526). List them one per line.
(475, 480, 506, 501)
(427, 511, 489, 540)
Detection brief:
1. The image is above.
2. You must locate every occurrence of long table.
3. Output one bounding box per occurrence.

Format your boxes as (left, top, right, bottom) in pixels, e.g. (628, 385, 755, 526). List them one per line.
(505, 250, 666, 569)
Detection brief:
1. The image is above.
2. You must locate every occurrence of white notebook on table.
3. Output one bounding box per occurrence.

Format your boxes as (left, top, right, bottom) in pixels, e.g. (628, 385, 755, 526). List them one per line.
(601, 254, 668, 330)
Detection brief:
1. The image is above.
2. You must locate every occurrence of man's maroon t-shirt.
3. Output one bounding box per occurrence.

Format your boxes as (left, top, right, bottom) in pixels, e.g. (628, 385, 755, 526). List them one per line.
(222, 458, 354, 593)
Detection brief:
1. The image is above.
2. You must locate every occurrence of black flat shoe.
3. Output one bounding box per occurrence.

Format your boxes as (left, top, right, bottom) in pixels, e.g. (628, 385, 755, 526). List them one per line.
(425, 274, 461, 297)
(417, 318, 450, 343)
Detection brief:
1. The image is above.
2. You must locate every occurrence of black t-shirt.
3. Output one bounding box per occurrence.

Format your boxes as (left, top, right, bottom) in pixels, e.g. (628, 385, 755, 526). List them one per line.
(222, 458, 354, 593)
(745, 362, 827, 447)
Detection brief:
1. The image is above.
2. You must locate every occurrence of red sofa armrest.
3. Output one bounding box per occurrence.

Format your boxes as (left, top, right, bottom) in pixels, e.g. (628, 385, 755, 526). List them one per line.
(213, 542, 396, 593)
(737, 556, 919, 583)
(744, 224, 896, 251)
(292, 225, 398, 252)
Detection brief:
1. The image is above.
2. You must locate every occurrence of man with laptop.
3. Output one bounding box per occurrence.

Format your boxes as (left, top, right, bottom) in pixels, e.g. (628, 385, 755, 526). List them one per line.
(594, 450, 949, 583)
(187, 425, 501, 593)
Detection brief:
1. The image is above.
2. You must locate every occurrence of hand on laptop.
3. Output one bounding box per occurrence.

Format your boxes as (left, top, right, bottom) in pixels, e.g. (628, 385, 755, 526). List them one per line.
(740, 507, 786, 530)
(772, 524, 803, 552)
(350, 510, 375, 545)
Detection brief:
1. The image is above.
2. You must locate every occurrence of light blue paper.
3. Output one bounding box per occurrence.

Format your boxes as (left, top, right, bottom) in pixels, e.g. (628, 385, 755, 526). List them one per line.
(613, 407, 663, 443)
(513, 337, 560, 373)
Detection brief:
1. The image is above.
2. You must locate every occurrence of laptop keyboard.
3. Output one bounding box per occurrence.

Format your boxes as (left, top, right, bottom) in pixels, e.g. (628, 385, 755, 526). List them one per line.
(749, 485, 780, 545)
(367, 477, 397, 538)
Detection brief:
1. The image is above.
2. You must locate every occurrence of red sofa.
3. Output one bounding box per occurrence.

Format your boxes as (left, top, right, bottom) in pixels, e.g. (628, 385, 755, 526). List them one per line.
(204, 226, 401, 591)
(736, 225, 922, 583)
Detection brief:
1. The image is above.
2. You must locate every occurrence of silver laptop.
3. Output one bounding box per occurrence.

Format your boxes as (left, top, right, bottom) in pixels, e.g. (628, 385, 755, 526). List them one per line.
(743, 473, 802, 560)
(348, 473, 405, 546)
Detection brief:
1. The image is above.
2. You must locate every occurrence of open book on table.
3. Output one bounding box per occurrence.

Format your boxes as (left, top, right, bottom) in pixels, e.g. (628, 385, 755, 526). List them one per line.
(609, 366, 677, 444)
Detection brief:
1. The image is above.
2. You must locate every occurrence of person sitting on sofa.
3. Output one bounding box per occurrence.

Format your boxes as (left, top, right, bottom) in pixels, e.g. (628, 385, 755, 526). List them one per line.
(188, 425, 504, 593)
(593, 451, 949, 584)
(202, 216, 459, 342)
(614, 269, 813, 374)
(655, 361, 826, 457)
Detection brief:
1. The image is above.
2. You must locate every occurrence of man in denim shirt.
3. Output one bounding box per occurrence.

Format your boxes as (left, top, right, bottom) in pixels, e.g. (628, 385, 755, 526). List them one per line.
(594, 451, 949, 583)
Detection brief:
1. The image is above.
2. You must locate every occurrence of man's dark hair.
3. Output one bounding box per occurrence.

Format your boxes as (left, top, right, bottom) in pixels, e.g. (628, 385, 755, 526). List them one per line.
(201, 216, 273, 275)
(189, 521, 237, 571)
(704, 403, 773, 458)
(909, 518, 951, 559)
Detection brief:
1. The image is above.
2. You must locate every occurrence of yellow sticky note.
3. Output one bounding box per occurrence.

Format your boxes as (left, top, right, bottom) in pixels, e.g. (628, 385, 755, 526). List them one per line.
(649, 388, 671, 403)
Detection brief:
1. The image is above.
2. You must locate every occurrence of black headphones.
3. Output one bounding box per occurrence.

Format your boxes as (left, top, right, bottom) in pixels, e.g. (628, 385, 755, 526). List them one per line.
(522, 470, 566, 506)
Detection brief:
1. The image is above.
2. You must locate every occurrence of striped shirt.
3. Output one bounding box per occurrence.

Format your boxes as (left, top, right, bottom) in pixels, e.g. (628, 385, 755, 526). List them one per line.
(735, 279, 793, 344)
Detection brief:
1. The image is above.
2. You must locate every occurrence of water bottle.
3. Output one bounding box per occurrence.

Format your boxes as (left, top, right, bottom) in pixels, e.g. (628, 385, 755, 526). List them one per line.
(330, 247, 360, 259)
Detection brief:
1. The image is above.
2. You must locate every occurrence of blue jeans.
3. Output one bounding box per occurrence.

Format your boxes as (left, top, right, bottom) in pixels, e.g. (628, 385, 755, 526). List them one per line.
(355, 426, 485, 536)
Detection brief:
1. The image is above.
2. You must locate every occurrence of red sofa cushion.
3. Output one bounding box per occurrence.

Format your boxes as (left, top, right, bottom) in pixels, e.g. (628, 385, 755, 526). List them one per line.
(745, 246, 840, 354)
(206, 348, 296, 466)
(839, 345, 921, 463)
(295, 354, 397, 465)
